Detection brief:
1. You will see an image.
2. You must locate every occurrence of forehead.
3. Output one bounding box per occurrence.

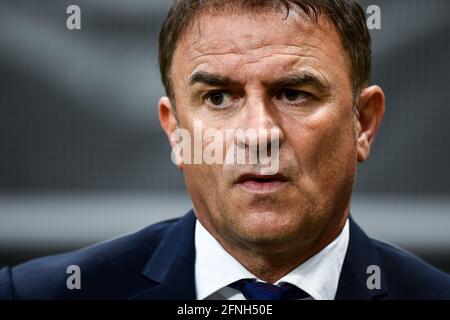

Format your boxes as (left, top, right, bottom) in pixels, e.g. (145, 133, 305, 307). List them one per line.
(171, 10, 350, 88)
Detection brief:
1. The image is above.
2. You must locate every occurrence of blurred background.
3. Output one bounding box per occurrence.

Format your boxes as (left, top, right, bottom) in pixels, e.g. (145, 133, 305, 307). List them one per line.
(0, 0, 449, 272)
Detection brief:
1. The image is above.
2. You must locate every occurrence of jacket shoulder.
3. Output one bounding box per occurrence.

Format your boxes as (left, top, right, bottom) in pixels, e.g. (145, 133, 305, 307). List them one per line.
(372, 239, 450, 299)
(0, 267, 13, 299)
(1, 217, 180, 300)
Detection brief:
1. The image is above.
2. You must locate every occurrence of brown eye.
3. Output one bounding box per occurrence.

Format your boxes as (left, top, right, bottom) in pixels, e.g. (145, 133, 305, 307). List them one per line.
(209, 93, 225, 105)
(283, 89, 306, 101)
(204, 91, 233, 109)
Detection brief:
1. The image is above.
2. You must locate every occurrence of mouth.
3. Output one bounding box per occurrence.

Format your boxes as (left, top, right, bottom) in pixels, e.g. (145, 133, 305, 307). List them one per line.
(236, 173, 289, 193)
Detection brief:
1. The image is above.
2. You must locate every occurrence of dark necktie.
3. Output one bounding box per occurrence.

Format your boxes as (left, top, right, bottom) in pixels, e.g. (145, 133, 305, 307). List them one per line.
(229, 279, 310, 300)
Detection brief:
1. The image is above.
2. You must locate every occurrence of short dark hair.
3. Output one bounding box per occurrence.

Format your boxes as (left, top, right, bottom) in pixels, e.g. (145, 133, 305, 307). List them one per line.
(159, 0, 371, 100)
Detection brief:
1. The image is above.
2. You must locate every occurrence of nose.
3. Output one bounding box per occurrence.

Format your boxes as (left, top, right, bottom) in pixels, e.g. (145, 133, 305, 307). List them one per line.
(235, 94, 285, 153)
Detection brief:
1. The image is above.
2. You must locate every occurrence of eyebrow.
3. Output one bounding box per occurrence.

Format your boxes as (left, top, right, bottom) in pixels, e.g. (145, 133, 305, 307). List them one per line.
(270, 72, 331, 92)
(188, 71, 236, 87)
(188, 70, 331, 91)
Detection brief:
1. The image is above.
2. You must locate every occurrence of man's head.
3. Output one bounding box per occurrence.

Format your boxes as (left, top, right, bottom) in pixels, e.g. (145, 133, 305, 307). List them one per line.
(158, 0, 384, 257)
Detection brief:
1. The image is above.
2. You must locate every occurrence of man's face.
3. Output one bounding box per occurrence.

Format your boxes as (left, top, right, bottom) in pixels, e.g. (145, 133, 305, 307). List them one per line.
(165, 11, 362, 252)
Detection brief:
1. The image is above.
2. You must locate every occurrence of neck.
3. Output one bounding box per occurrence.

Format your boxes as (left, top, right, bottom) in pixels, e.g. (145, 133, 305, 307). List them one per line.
(200, 208, 349, 284)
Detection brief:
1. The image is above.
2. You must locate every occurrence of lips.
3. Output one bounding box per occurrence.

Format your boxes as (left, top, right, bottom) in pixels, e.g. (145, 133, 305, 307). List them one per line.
(236, 173, 289, 193)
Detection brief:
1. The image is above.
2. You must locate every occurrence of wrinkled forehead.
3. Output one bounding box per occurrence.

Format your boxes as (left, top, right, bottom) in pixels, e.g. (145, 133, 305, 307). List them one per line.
(184, 8, 328, 50)
(171, 10, 350, 87)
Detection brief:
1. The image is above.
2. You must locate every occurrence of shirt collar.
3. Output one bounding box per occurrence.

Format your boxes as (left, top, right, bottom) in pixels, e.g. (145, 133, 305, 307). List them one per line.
(276, 219, 350, 300)
(195, 218, 350, 300)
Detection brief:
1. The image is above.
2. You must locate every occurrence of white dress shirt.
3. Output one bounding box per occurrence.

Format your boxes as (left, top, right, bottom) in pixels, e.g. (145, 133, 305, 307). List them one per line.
(195, 218, 350, 300)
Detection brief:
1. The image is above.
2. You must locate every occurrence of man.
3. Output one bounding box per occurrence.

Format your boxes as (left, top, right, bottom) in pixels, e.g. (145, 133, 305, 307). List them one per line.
(1, 0, 450, 300)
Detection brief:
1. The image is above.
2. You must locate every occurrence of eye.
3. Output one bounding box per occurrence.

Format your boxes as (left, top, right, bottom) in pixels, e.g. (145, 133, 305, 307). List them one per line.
(278, 89, 310, 105)
(204, 91, 234, 109)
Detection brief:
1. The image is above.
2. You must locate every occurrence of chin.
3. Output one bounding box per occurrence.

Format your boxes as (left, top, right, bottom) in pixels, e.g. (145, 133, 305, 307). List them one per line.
(236, 211, 304, 243)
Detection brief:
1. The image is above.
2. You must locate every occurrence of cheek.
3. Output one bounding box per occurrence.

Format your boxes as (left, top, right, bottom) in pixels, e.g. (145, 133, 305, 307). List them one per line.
(285, 107, 357, 183)
(184, 163, 219, 191)
(183, 162, 228, 214)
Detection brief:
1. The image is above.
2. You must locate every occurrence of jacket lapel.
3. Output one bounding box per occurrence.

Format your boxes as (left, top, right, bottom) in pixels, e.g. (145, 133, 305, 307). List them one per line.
(335, 216, 389, 300)
(130, 210, 197, 300)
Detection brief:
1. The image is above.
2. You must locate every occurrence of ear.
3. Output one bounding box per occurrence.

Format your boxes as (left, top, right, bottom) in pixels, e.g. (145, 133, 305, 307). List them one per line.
(356, 85, 385, 163)
(158, 96, 182, 170)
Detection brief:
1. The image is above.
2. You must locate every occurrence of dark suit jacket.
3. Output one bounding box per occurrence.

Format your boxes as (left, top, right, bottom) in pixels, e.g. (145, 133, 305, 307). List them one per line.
(1, 210, 449, 300)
